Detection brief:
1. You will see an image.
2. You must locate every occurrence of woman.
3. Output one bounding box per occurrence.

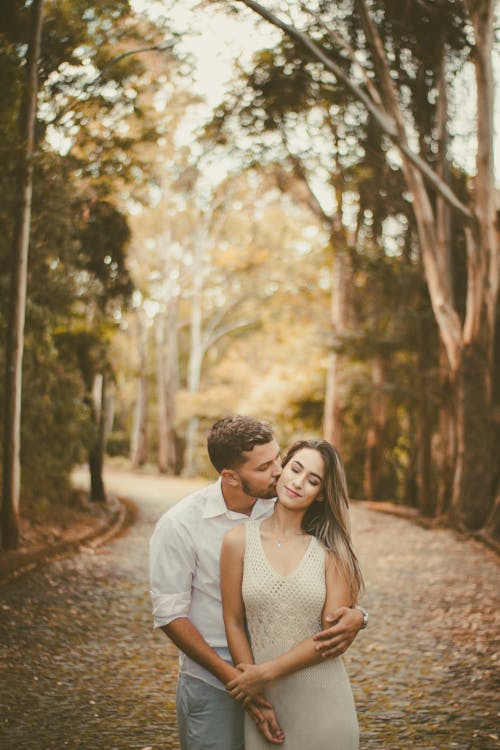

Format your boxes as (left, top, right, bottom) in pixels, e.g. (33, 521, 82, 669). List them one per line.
(220, 439, 363, 749)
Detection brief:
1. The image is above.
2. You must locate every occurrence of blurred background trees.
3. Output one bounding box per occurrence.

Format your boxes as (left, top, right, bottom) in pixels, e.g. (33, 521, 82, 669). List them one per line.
(205, 0, 499, 537)
(1, 0, 498, 548)
(0, 0, 177, 546)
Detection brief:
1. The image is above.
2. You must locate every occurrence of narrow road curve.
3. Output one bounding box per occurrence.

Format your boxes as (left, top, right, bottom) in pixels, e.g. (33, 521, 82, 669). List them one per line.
(1, 468, 498, 750)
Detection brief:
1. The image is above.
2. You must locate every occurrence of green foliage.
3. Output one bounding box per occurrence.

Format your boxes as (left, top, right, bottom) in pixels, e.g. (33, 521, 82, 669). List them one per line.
(18, 331, 93, 511)
(79, 200, 133, 306)
(200, 0, 477, 510)
(106, 430, 129, 457)
(0, 149, 132, 507)
(0, 0, 174, 515)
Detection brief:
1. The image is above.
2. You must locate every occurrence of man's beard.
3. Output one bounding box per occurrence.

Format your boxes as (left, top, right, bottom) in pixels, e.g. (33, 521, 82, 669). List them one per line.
(240, 478, 277, 499)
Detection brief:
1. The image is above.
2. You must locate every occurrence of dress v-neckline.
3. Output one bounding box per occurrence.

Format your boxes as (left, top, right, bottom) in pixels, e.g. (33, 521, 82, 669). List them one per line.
(256, 520, 315, 579)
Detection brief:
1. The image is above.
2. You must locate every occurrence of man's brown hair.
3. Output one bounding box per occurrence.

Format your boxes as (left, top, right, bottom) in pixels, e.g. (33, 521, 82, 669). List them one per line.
(207, 415, 275, 473)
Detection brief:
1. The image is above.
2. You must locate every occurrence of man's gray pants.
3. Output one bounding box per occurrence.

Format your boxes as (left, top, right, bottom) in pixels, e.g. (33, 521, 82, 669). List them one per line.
(176, 673, 244, 750)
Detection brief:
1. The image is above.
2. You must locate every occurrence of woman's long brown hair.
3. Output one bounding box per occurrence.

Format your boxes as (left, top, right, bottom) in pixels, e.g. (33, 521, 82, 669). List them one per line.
(282, 439, 364, 604)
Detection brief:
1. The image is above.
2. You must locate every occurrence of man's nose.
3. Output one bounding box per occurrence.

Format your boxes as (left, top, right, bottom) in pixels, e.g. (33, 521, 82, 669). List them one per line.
(272, 461, 282, 477)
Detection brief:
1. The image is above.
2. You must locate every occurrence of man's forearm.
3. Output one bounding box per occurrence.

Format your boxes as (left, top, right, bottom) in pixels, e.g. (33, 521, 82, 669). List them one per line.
(162, 617, 238, 684)
(313, 605, 365, 657)
(265, 606, 366, 678)
(164, 617, 283, 739)
(226, 636, 326, 704)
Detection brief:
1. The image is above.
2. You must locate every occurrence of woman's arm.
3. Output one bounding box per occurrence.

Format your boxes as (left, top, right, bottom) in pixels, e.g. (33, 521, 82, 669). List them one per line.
(227, 550, 352, 701)
(220, 524, 255, 666)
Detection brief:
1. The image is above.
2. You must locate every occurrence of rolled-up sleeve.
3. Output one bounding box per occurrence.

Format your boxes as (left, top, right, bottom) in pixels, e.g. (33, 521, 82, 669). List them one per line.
(149, 515, 196, 628)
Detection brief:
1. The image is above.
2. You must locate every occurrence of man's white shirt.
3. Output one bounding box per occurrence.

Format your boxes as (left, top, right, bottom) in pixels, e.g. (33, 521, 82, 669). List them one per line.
(149, 478, 275, 690)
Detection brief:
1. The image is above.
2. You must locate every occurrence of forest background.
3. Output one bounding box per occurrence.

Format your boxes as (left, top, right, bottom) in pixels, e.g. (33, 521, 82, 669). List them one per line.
(1, 0, 499, 552)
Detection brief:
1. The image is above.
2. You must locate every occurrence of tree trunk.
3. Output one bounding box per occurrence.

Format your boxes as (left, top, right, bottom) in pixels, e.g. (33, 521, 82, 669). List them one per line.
(416, 387, 434, 516)
(156, 303, 180, 474)
(106, 381, 115, 436)
(450, 0, 498, 531)
(1, 0, 44, 550)
(156, 312, 168, 473)
(433, 56, 455, 520)
(184, 229, 205, 477)
(416, 300, 436, 517)
(323, 355, 344, 449)
(435, 345, 456, 517)
(130, 308, 148, 468)
(363, 355, 388, 501)
(185, 417, 200, 477)
(323, 249, 350, 449)
(165, 297, 181, 474)
(483, 480, 500, 541)
(184, 319, 203, 477)
(89, 373, 107, 503)
(451, 339, 494, 529)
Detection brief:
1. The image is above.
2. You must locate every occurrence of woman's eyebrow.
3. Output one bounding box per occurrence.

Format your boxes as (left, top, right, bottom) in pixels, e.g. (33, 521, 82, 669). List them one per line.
(292, 460, 323, 482)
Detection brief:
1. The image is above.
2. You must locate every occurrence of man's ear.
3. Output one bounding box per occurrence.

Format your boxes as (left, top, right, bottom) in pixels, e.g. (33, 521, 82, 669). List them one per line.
(221, 468, 241, 487)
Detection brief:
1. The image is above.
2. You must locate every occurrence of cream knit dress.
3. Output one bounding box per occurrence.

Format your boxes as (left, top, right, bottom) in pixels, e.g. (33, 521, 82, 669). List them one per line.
(242, 519, 359, 750)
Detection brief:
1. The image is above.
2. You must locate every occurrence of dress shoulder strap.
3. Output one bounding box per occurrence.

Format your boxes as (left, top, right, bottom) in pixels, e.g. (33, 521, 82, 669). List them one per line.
(244, 518, 261, 545)
(244, 518, 264, 562)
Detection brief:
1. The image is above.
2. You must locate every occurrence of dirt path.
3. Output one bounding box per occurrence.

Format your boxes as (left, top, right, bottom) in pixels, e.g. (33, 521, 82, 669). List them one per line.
(0, 468, 498, 749)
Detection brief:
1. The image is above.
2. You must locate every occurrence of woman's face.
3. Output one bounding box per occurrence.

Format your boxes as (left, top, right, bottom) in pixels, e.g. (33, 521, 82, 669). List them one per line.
(276, 447, 324, 511)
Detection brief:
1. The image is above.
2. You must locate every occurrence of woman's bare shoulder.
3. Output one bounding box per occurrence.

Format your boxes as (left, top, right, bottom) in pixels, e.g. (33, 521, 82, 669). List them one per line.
(223, 522, 246, 549)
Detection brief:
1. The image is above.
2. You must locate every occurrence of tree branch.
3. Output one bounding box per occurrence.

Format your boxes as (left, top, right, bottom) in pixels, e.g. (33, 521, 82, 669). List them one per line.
(298, 0, 383, 107)
(238, 0, 396, 131)
(275, 131, 333, 224)
(354, 0, 405, 129)
(201, 292, 250, 348)
(202, 318, 254, 354)
(48, 40, 177, 126)
(237, 0, 472, 221)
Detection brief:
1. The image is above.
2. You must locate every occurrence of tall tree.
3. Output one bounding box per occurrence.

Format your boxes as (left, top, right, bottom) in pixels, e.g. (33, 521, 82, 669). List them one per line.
(363, 354, 388, 502)
(130, 306, 148, 468)
(89, 370, 108, 503)
(2, 0, 44, 550)
(323, 249, 351, 450)
(205, 4, 418, 492)
(233, 0, 499, 534)
(0, 0, 174, 541)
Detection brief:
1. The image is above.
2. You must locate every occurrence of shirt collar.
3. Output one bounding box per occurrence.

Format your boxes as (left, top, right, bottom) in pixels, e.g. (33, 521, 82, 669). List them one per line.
(250, 497, 276, 518)
(202, 478, 276, 520)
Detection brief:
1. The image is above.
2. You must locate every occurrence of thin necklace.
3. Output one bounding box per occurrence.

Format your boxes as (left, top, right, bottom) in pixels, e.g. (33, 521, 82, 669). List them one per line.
(268, 523, 307, 548)
(275, 536, 305, 548)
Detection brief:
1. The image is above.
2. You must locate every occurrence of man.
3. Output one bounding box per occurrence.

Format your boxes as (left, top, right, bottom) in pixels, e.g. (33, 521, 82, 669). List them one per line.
(150, 416, 366, 749)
